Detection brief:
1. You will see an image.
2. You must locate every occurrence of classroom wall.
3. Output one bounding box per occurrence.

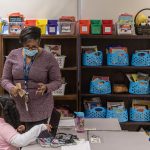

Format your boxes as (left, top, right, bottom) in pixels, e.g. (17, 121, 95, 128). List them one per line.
(0, 0, 77, 18)
(81, 0, 150, 21)
(0, 0, 149, 21)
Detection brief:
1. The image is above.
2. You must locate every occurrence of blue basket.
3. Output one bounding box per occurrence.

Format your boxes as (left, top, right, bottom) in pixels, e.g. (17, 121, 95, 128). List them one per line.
(130, 108, 150, 121)
(82, 51, 103, 66)
(106, 109, 128, 122)
(90, 79, 111, 94)
(85, 107, 106, 118)
(129, 80, 149, 94)
(107, 50, 129, 66)
(131, 51, 150, 66)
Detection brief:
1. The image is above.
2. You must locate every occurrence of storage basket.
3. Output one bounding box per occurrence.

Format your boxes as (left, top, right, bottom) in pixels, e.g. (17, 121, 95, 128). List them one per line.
(106, 109, 128, 122)
(59, 21, 75, 35)
(55, 56, 66, 68)
(131, 51, 150, 66)
(90, 79, 111, 94)
(79, 20, 90, 34)
(82, 51, 103, 66)
(129, 80, 149, 94)
(9, 22, 24, 34)
(107, 50, 129, 66)
(85, 107, 106, 118)
(36, 19, 47, 34)
(130, 108, 150, 121)
(47, 20, 58, 35)
(134, 8, 150, 35)
(91, 20, 101, 34)
(52, 83, 66, 96)
(25, 20, 36, 27)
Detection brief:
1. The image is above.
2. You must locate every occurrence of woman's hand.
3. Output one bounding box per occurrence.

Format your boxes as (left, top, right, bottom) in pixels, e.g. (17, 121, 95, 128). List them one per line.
(17, 125, 26, 133)
(36, 83, 47, 95)
(10, 86, 20, 97)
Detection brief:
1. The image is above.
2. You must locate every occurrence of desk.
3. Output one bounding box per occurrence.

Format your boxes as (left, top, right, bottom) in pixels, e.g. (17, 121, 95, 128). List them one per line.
(22, 118, 121, 150)
(88, 131, 150, 150)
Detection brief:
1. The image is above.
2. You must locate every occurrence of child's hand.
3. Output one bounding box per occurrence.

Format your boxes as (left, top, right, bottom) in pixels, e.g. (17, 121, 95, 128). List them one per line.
(45, 124, 52, 132)
(17, 125, 26, 133)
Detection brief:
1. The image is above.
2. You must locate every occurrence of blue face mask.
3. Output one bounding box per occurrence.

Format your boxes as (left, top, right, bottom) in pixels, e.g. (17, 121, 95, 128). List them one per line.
(24, 48, 38, 57)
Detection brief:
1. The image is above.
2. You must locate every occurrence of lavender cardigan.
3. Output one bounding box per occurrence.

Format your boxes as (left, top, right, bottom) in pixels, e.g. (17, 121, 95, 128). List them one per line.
(1, 48, 62, 122)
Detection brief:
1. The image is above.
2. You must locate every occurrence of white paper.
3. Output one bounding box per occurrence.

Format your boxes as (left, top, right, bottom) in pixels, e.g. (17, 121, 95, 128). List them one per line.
(59, 119, 75, 127)
(61, 141, 91, 150)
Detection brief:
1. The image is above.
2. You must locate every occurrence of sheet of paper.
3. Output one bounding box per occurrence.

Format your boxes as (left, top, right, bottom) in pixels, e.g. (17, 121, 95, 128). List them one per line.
(59, 119, 75, 127)
(61, 141, 91, 150)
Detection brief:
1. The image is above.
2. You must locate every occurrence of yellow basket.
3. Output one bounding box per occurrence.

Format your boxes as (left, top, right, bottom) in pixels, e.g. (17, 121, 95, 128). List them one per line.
(36, 19, 47, 34)
(0, 22, 2, 33)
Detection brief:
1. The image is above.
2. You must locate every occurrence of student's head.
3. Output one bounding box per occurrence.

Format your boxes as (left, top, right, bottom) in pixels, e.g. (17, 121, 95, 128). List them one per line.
(19, 26, 41, 51)
(0, 97, 20, 129)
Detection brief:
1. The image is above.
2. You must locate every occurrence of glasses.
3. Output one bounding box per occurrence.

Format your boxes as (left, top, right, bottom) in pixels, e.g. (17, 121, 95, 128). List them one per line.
(24, 47, 38, 50)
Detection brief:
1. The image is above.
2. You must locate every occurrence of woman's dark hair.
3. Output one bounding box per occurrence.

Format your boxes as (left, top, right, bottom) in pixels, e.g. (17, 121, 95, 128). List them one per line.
(19, 26, 41, 44)
(0, 96, 20, 129)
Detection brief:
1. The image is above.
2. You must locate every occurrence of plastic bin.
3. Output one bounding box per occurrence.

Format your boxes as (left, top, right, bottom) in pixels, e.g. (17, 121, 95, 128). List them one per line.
(102, 20, 113, 35)
(106, 109, 128, 122)
(52, 83, 66, 96)
(90, 79, 111, 94)
(85, 107, 106, 118)
(47, 20, 58, 35)
(91, 20, 101, 34)
(82, 51, 103, 66)
(59, 21, 75, 35)
(25, 20, 36, 27)
(130, 108, 150, 121)
(36, 19, 47, 34)
(79, 20, 90, 34)
(131, 51, 150, 66)
(129, 80, 149, 94)
(9, 22, 24, 34)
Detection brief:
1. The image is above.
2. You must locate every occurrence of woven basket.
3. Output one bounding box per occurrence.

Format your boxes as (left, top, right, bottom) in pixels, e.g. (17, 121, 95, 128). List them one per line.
(134, 8, 150, 35)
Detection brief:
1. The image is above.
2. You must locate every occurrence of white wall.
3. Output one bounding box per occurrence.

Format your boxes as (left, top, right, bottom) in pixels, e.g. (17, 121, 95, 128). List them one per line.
(0, 0, 77, 19)
(0, 0, 150, 21)
(81, 0, 150, 21)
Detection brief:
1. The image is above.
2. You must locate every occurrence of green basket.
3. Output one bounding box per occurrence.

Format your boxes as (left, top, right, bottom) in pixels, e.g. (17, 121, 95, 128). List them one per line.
(91, 20, 101, 34)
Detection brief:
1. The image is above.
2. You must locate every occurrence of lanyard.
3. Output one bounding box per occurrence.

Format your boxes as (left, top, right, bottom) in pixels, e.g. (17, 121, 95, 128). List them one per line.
(23, 55, 35, 91)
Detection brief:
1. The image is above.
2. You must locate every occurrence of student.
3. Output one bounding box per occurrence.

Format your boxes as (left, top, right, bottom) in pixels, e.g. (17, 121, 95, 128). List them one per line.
(1, 26, 62, 130)
(0, 97, 51, 150)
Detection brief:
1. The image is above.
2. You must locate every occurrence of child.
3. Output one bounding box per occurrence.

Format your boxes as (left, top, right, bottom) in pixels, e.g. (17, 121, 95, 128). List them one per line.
(0, 97, 51, 150)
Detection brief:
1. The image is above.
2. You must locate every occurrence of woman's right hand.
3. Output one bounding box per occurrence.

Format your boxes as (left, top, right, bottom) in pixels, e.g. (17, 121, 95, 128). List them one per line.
(10, 86, 19, 97)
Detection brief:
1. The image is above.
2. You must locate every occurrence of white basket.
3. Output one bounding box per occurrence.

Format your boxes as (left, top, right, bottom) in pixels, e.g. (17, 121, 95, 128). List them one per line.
(55, 56, 66, 68)
(52, 83, 66, 96)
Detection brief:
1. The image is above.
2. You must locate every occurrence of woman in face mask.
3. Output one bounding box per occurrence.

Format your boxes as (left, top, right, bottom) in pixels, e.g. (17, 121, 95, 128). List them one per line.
(1, 26, 62, 130)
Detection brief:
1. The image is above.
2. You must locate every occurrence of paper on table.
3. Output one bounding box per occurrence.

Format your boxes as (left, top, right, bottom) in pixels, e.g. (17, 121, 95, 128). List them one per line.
(61, 141, 91, 150)
(59, 119, 75, 127)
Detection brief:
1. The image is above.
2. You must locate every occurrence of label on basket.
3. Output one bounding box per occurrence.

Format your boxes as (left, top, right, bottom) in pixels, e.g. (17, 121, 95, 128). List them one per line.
(62, 25, 71, 33)
(82, 26, 88, 32)
(105, 27, 111, 33)
(49, 27, 56, 32)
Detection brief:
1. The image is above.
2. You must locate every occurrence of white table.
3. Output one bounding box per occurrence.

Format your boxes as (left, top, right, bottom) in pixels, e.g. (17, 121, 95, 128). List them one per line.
(88, 131, 150, 150)
(22, 118, 121, 150)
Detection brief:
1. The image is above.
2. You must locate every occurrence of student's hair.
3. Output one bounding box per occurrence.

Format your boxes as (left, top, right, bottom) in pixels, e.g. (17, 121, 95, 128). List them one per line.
(19, 26, 41, 44)
(0, 96, 20, 129)
(0, 103, 3, 116)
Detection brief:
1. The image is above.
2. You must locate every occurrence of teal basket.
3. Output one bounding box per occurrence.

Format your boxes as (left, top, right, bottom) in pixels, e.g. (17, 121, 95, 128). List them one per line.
(106, 109, 128, 122)
(130, 108, 150, 121)
(131, 51, 150, 66)
(129, 80, 149, 94)
(107, 50, 129, 66)
(85, 107, 106, 118)
(90, 79, 111, 94)
(82, 51, 103, 66)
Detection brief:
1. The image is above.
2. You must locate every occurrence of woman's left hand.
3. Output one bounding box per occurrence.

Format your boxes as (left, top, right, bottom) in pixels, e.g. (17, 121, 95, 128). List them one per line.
(36, 83, 47, 95)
